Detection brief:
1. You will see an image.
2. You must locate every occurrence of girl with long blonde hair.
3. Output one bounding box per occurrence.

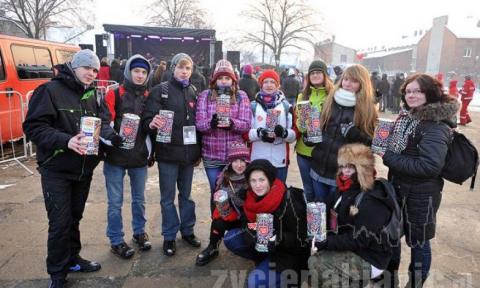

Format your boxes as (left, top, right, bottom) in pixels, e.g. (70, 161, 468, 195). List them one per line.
(310, 64, 378, 202)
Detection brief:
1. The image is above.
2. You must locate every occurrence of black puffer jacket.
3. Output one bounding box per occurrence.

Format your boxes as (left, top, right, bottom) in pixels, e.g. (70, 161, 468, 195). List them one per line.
(311, 102, 372, 180)
(142, 78, 201, 165)
(242, 182, 309, 276)
(325, 181, 394, 269)
(383, 99, 459, 246)
(23, 64, 103, 180)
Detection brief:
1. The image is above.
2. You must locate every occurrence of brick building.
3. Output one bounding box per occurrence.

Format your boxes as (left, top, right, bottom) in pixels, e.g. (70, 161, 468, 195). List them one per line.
(314, 37, 357, 65)
(360, 15, 480, 82)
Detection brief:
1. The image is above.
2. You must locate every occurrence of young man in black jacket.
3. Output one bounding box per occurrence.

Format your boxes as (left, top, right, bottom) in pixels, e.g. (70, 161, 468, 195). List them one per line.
(23, 49, 105, 288)
(100, 54, 153, 259)
(142, 53, 202, 256)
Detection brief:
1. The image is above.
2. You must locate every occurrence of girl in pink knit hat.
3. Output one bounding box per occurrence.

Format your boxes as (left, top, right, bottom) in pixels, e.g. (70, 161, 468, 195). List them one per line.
(195, 141, 250, 266)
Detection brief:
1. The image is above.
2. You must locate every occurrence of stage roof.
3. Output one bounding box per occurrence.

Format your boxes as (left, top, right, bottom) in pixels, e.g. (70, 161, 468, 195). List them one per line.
(103, 24, 216, 38)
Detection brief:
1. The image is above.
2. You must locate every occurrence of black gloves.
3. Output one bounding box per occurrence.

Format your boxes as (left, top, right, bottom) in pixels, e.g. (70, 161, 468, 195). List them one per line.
(147, 155, 155, 167)
(302, 134, 316, 147)
(274, 125, 288, 138)
(211, 114, 233, 130)
(257, 128, 275, 143)
(217, 86, 233, 95)
(267, 236, 276, 253)
(315, 240, 327, 250)
(111, 134, 124, 148)
(211, 114, 219, 129)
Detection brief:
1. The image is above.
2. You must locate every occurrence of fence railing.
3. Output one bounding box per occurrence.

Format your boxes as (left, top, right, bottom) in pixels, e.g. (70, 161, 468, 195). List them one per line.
(0, 90, 34, 175)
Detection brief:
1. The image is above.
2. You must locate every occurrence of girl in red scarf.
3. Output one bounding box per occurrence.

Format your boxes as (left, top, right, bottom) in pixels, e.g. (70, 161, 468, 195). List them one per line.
(223, 159, 309, 288)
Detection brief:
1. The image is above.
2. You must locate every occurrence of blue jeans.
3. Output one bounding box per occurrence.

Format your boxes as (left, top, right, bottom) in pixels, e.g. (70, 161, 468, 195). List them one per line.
(311, 179, 336, 203)
(391, 240, 431, 285)
(224, 228, 281, 288)
(276, 167, 288, 183)
(104, 162, 147, 246)
(296, 154, 314, 202)
(158, 161, 196, 240)
(204, 166, 226, 193)
(205, 166, 226, 213)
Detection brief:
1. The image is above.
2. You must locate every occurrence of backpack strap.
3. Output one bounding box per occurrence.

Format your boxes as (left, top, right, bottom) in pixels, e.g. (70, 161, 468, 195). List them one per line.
(354, 191, 366, 208)
(159, 81, 169, 109)
(113, 87, 122, 119)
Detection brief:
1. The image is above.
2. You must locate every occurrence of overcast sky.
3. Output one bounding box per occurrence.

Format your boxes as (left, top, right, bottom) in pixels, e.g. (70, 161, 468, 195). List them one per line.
(88, 0, 478, 65)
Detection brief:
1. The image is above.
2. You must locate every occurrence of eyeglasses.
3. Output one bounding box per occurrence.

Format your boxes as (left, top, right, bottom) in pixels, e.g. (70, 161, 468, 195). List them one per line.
(405, 89, 423, 95)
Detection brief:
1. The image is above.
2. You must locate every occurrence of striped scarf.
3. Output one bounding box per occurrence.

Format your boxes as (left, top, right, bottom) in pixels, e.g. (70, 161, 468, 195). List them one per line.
(387, 110, 420, 154)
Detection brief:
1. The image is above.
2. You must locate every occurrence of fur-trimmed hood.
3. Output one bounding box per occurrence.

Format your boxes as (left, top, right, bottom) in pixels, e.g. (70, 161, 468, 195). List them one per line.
(410, 98, 460, 122)
(337, 144, 375, 191)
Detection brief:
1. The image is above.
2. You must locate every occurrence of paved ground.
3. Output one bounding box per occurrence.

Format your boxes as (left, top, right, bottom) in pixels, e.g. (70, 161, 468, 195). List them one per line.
(0, 110, 479, 288)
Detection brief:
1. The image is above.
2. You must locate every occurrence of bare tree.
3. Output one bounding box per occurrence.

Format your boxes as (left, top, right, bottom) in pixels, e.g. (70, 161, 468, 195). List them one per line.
(0, 0, 93, 39)
(241, 50, 257, 64)
(243, 0, 319, 67)
(148, 0, 210, 29)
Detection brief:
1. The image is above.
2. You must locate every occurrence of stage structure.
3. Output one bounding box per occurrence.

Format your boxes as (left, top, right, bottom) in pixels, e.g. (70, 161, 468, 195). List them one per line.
(100, 24, 219, 69)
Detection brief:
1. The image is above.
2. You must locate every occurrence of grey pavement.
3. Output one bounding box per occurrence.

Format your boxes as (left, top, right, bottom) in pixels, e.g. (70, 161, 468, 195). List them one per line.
(0, 111, 480, 287)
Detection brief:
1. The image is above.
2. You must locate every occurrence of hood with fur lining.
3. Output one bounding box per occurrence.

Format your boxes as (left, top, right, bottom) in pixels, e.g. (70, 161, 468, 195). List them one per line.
(337, 144, 375, 191)
(410, 98, 460, 123)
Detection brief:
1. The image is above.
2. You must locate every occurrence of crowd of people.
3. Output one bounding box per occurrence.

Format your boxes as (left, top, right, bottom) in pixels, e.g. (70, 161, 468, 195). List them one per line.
(23, 48, 474, 288)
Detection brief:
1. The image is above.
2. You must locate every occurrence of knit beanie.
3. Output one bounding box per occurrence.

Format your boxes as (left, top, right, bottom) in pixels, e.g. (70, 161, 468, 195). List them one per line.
(227, 141, 250, 163)
(210, 59, 237, 85)
(130, 58, 150, 73)
(243, 64, 254, 76)
(245, 159, 277, 186)
(258, 69, 280, 87)
(170, 53, 193, 70)
(71, 49, 100, 71)
(308, 60, 327, 75)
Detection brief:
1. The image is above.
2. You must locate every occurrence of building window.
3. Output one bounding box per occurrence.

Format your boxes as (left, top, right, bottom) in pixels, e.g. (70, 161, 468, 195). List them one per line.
(11, 45, 53, 79)
(340, 54, 347, 63)
(464, 48, 472, 57)
(0, 49, 5, 81)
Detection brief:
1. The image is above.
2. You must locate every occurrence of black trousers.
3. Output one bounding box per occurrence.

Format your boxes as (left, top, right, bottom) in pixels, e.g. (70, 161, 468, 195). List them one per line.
(41, 171, 92, 279)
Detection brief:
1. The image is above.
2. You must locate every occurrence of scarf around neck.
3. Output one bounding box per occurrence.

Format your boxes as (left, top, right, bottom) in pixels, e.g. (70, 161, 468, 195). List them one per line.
(387, 110, 420, 154)
(174, 76, 190, 88)
(243, 179, 286, 222)
(334, 88, 356, 107)
(258, 91, 279, 109)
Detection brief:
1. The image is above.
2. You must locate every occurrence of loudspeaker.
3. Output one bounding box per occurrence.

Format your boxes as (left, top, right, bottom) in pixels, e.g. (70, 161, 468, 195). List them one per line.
(214, 41, 223, 64)
(227, 50, 240, 71)
(95, 34, 107, 60)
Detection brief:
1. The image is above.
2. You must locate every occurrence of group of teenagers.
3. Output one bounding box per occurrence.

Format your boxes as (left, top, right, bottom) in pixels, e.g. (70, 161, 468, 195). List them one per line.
(23, 48, 460, 288)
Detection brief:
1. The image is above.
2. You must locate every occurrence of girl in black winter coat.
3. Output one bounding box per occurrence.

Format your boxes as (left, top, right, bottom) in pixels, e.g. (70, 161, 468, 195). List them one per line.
(309, 144, 395, 288)
(382, 73, 460, 287)
(310, 64, 378, 203)
(223, 159, 309, 288)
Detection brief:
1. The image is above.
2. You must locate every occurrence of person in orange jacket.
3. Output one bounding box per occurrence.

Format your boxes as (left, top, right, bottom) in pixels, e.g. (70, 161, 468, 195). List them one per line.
(459, 75, 476, 125)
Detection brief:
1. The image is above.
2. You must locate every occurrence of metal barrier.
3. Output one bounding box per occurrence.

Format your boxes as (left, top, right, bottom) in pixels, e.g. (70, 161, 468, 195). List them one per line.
(25, 90, 36, 158)
(94, 80, 119, 100)
(0, 90, 34, 175)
